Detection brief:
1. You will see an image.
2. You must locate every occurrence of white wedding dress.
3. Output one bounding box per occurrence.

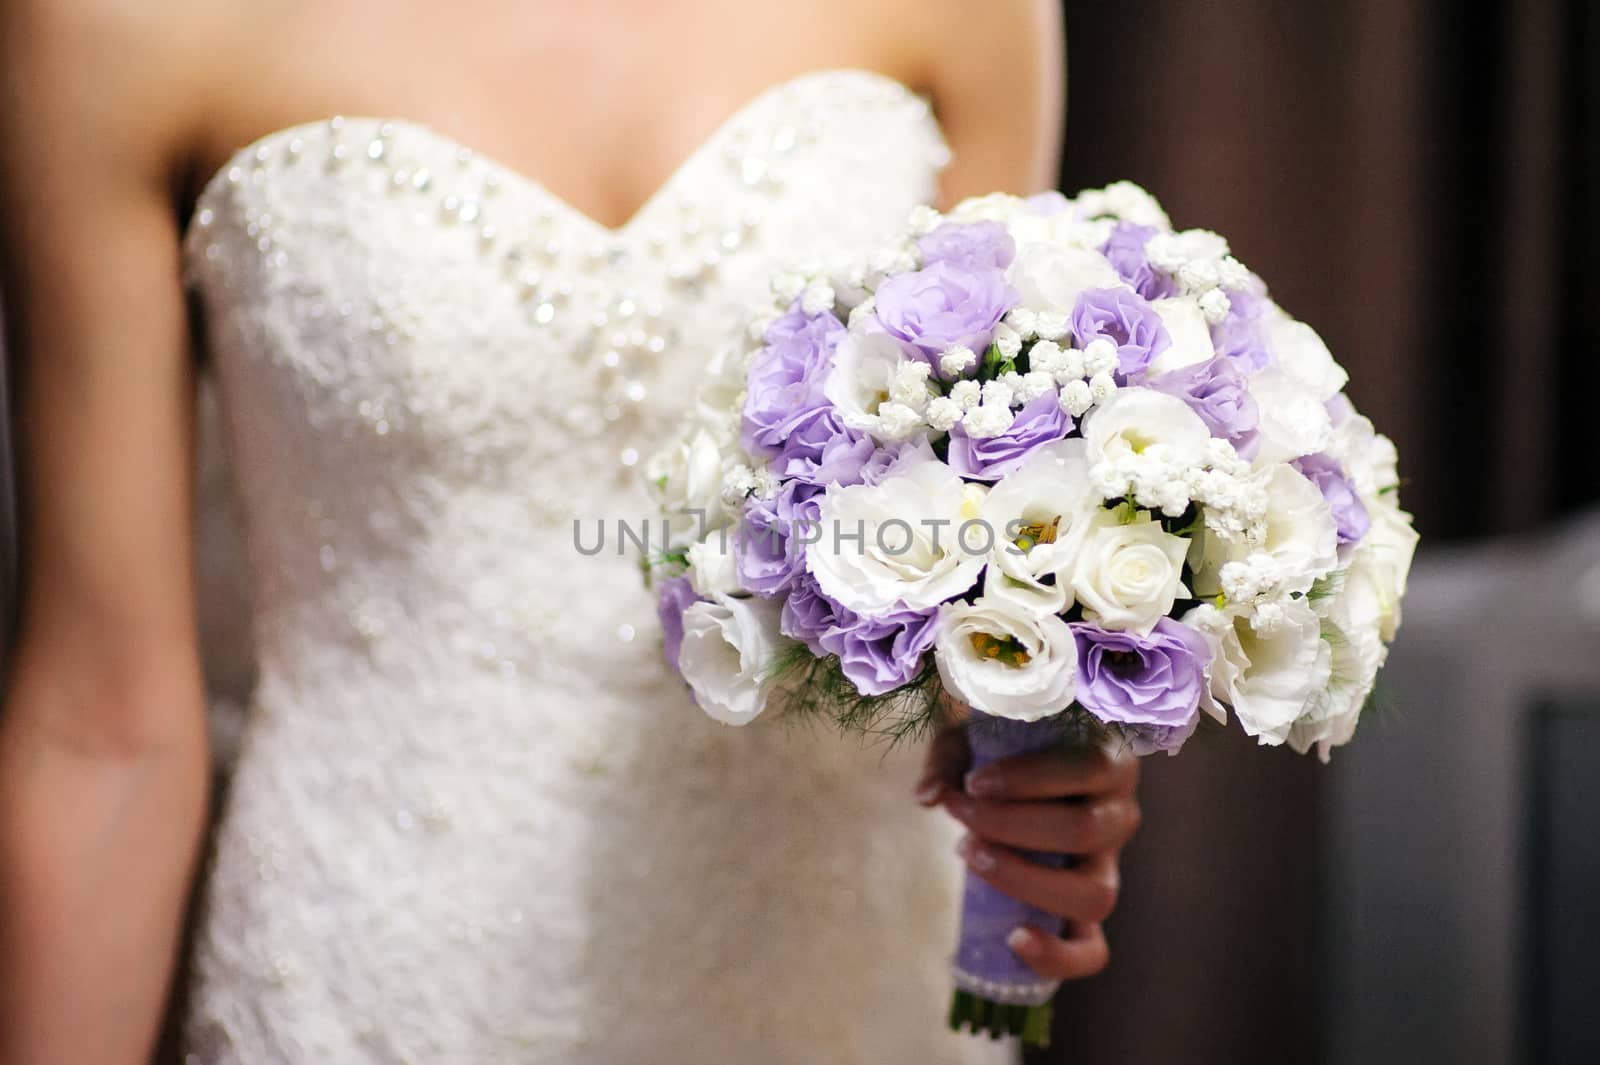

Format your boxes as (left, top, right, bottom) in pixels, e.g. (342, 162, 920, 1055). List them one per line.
(181, 70, 1004, 1064)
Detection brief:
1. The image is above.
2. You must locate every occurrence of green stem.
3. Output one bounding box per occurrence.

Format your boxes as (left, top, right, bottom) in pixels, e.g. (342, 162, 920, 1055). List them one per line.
(947, 989, 1053, 1048)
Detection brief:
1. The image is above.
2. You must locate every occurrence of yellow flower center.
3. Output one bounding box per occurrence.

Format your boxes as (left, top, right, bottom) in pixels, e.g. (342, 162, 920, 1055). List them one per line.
(969, 632, 1033, 668)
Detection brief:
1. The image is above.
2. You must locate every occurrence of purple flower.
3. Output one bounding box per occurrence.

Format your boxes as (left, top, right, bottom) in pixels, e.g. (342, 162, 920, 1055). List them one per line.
(1124, 715, 1201, 756)
(858, 438, 940, 485)
(1149, 355, 1261, 459)
(656, 576, 703, 676)
(1099, 223, 1178, 301)
(779, 574, 937, 695)
(741, 301, 845, 459)
(1293, 453, 1371, 546)
(874, 262, 1018, 361)
(735, 482, 822, 597)
(820, 603, 939, 696)
(1070, 287, 1171, 380)
(917, 221, 1016, 271)
(946, 391, 1073, 482)
(771, 406, 875, 486)
(1071, 618, 1210, 729)
(1210, 285, 1272, 373)
(779, 572, 844, 655)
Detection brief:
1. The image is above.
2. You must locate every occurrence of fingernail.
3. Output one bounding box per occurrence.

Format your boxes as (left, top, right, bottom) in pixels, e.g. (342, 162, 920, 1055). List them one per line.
(965, 768, 1001, 797)
(956, 834, 997, 873)
(1006, 926, 1038, 956)
(914, 779, 942, 805)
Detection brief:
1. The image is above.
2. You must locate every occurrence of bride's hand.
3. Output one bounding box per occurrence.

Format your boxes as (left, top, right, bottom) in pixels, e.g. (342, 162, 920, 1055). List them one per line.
(914, 725, 1141, 981)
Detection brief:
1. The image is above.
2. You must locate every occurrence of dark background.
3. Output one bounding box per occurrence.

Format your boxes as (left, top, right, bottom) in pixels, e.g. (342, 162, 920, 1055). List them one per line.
(1040, 1, 1597, 1063)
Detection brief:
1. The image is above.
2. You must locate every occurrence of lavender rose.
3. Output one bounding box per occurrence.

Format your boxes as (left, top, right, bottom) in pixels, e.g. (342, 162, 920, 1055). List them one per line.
(772, 406, 875, 486)
(1210, 285, 1272, 373)
(1100, 222, 1178, 300)
(946, 391, 1073, 482)
(1070, 618, 1210, 730)
(779, 574, 936, 695)
(1149, 355, 1262, 459)
(741, 301, 845, 459)
(656, 576, 704, 676)
(1070, 287, 1172, 380)
(734, 482, 822, 597)
(1293, 452, 1371, 545)
(874, 262, 1018, 361)
(917, 220, 1016, 271)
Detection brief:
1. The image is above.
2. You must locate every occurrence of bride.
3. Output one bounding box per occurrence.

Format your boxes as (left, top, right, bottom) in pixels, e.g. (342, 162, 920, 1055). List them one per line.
(0, 2, 1141, 1062)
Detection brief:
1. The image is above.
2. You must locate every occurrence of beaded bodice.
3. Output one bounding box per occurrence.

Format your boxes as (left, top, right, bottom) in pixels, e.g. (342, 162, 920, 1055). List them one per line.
(178, 70, 992, 1065)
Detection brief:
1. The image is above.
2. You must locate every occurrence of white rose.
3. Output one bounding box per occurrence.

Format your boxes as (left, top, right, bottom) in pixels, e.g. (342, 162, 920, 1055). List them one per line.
(979, 440, 1100, 613)
(934, 595, 1078, 722)
(1288, 563, 1389, 760)
(1146, 297, 1217, 376)
(1250, 367, 1333, 464)
(677, 596, 787, 726)
(1083, 387, 1212, 470)
(1258, 464, 1339, 595)
(1007, 242, 1121, 317)
(1263, 309, 1347, 400)
(1185, 598, 1331, 745)
(807, 459, 987, 615)
(686, 532, 739, 598)
(1345, 502, 1417, 641)
(647, 424, 730, 526)
(824, 331, 903, 432)
(1068, 508, 1191, 633)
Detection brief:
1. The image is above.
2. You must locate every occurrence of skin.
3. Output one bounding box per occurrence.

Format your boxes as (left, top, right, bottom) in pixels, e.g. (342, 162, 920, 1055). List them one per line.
(0, 1, 1133, 1062)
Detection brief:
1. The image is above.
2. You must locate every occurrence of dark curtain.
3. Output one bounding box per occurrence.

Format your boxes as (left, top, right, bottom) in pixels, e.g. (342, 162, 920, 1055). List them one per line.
(1037, 2, 1597, 1063)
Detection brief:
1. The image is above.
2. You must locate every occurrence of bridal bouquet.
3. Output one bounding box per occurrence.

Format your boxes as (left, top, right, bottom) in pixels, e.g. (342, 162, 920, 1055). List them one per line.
(643, 182, 1417, 1045)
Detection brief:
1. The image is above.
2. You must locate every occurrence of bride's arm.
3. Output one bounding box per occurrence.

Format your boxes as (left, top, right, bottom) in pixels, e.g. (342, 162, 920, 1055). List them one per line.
(911, 0, 1065, 205)
(0, 5, 214, 1062)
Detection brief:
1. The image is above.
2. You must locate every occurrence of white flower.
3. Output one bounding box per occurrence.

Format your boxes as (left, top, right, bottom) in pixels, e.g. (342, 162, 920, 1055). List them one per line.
(1027, 340, 1066, 375)
(1059, 380, 1094, 417)
(1198, 288, 1232, 324)
(939, 345, 978, 378)
(980, 379, 1015, 409)
(677, 596, 787, 726)
(1250, 367, 1334, 463)
(889, 359, 935, 410)
(807, 459, 987, 615)
(1073, 181, 1172, 229)
(1146, 297, 1217, 375)
(1263, 311, 1347, 400)
(925, 396, 964, 432)
(1015, 371, 1057, 403)
(905, 204, 942, 236)
(1004, 308, 1040, 338)
(1083, 387, 1212, 470)
(1288, 566, 1388, 760)
(961, 403, 1015, 439)
(949, 379, 982, 411)
(1345, 501, 1418, 641)
(1081, 338, 1119, 378)
(686, 532, 739, 598)
(800, 280, 835, 316)
(993, 323, 1023, 359)
(1034, 311, 1070, 341)
(1008, 242, 1121, 317)
(935, 596, 1079, 722)
(980, 440, 1100, 613)
(646, 424, 729, 524)
(1257, 464, 1339, 595)
(1068, 508, 1191, 633)
(1088, 372, 1118, 404)
(824, 332, 903, 432)
(874, 401, 925, 441)
(1184, 599, 1331, 746)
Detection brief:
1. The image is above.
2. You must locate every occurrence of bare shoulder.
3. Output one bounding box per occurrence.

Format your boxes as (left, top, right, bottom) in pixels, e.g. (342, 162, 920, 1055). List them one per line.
(0, 0, 240, 194)
(891, 0, 1065, 201)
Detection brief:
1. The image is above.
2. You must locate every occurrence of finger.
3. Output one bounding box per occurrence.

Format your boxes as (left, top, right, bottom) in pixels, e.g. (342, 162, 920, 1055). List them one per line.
(915, 725, 972, 806)
(943, 793, 1140, 854)
(956, 836, 1121, 925)
(1006, 921, 1110, 981)
(964, 743, 1138, 801)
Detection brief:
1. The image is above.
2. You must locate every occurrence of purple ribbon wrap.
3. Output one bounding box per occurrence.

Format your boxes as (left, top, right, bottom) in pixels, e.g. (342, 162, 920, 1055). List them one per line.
(951, 711, 1068, 1006)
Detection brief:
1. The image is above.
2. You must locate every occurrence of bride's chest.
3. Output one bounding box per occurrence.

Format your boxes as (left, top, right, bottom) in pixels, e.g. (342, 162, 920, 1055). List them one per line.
(185, 72, 947, 491)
